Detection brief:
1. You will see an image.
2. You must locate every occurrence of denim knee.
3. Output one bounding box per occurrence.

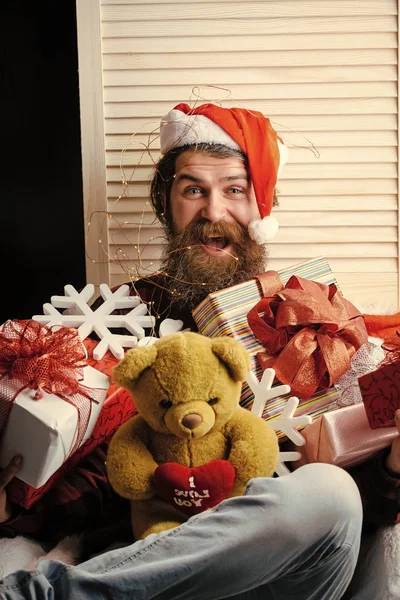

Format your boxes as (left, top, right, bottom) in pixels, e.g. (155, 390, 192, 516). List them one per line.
(299, 463, 362, 522)
(246, 463, 362, 550)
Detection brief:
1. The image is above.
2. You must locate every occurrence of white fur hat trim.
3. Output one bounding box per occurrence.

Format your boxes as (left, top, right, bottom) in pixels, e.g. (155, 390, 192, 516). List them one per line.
(248, 216, 279, 244)
(161, 109, 288, 180)
(160, 109, 241, 154)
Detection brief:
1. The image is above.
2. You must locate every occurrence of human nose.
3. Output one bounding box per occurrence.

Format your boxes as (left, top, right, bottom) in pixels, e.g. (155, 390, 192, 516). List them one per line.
(200, 191, 228, 222)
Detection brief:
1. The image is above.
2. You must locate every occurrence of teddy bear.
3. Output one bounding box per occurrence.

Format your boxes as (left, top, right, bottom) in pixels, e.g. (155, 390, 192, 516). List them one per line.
(106, 331, 279, 540)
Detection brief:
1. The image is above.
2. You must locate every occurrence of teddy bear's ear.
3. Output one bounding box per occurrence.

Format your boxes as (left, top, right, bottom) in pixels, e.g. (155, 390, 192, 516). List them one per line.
(211, 337, 250, 383)
(112, 345, 158, 389)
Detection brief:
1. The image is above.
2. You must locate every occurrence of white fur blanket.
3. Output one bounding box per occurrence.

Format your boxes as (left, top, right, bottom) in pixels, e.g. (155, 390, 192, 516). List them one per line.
(0, 535, 81, 578)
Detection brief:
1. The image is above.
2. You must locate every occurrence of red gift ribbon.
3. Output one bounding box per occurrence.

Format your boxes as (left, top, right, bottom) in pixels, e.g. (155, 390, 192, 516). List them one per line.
(0, 320, 102, 458)
(247, 272, 368, 399)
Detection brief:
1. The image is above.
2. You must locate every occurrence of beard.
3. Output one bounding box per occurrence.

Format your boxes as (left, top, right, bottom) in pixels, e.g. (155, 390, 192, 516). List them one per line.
(160, 218, 268, 312)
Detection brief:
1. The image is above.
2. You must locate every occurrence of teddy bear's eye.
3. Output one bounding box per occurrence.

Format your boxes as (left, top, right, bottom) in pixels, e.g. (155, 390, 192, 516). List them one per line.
(208, 397, 218, 406)
(159, 399, 173, 409)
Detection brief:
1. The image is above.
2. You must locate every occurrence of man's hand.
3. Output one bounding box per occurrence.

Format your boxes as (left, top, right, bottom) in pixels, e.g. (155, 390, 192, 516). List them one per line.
(0, 455, 22, 523)
(386, 410, 400, 474)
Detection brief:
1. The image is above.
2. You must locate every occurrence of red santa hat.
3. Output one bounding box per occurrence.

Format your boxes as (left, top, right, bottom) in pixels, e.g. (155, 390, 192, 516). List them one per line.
(160, 103, 288, 244)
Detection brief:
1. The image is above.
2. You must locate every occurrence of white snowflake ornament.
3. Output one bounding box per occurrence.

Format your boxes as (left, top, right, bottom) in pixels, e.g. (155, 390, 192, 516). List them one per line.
(248, 368, 312, 477)
(137, 318, 185, 347)
(247, 368, 291, 418)
(32, 284, 155, 360)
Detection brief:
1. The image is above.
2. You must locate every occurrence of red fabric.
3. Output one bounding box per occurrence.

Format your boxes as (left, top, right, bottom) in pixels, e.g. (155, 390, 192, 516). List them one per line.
(173, 103, 280, 221)
(153, 460, 236, 516)
(364, 313, 400, 341)
(0, 320, 87, 394)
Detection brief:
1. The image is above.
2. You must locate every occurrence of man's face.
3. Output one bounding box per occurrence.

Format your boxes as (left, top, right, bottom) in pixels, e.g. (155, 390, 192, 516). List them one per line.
(161, 149, 267, 310)
(169, 150, 260, 257)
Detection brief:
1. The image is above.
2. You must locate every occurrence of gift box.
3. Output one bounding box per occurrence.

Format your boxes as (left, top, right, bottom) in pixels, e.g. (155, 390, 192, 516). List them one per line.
(192, 257, 352, 435)
(293, 403, 398, 469)
(0, 322, 110, 489)
(5, 337, 137, 509)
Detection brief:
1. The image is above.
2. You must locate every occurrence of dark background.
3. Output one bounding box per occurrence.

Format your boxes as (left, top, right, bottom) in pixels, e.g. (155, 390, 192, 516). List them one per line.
(1, 0, 86, 322)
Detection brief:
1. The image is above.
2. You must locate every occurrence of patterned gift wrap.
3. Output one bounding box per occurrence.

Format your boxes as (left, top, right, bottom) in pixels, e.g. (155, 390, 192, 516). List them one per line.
(193, 257, 342, 437)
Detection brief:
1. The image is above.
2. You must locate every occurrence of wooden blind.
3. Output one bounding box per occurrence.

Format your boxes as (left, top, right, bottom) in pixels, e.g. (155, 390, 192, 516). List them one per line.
(77, 0, 399, 309)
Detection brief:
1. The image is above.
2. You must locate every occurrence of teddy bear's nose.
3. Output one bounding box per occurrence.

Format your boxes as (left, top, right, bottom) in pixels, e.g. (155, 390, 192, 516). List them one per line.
(182, 413, 202, 430)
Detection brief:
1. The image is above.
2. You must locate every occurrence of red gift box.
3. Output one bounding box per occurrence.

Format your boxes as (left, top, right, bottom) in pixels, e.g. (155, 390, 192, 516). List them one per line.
(7, 339, 136, 508)
(358, 361, 400, 429)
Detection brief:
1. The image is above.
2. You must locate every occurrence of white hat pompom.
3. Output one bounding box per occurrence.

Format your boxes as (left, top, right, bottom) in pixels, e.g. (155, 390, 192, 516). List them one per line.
(248, 215, 279, 244)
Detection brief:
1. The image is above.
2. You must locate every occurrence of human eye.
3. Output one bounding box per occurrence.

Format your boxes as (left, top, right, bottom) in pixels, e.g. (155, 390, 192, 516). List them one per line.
(227, 186, 245, 196)
(184, 186, 203, 197)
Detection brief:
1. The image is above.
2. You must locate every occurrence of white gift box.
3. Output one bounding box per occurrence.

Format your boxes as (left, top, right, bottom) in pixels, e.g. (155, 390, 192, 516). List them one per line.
(0, 365, 110, 488)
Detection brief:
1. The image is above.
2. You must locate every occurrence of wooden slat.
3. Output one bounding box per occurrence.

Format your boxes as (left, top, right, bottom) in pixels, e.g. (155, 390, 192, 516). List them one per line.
(265, 243, 398, 259)
(338, 272, 398, 307)
(101, 17, 397, 38)
(103, 82, 397, 103)
(106, 146, 397, 166)
(104, 66, 397, 86)
(275, 196, 399, 211)
(278, 179, 398, 195)
(105, 99, 397, 119)
(102, 0, 396, 8)
(103, 49, 397, 71)
(101, 2, 397, 20)
(102, 32, 397, 54)
(76, 0, 109, 288)
(397, 0, 400, 305)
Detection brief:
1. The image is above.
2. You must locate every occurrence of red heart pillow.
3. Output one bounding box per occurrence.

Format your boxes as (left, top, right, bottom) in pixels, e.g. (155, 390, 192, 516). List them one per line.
(153, 460, 236, 516)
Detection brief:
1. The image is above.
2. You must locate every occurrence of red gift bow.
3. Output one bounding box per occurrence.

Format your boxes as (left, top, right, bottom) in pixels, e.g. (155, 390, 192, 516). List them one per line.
(0, 320, 102, 457)
(247, 272, 368, 399)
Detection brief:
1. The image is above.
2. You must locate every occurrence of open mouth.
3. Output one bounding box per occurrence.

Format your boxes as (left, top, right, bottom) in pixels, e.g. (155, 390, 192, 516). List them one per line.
(201, 236, 229, 251)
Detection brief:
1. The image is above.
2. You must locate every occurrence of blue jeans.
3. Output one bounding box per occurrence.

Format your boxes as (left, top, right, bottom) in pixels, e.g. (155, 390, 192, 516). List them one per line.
(0, 464, 362, 600)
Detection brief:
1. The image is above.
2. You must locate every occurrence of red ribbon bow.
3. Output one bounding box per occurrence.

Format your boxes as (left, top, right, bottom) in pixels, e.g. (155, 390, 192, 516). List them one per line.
(247, 272, 368, 399)
(0, 320, 101, 457)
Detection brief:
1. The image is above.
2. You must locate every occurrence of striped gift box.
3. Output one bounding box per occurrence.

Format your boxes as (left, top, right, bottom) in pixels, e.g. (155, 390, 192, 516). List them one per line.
(192, 256, 342, 438)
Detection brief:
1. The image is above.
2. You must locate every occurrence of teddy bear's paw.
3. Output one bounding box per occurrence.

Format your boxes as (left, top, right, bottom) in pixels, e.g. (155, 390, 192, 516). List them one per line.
(141, 521, 184, 539)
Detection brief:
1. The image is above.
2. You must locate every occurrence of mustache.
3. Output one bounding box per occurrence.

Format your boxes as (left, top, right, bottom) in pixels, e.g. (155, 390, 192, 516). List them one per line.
(167, 218, 249, 247)
(162, 218, 268, 311)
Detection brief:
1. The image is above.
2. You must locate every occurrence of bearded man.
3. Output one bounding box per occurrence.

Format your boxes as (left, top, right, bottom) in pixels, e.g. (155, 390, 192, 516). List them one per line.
(128, 103, 286, 326)
(1, 103, 399, 600)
